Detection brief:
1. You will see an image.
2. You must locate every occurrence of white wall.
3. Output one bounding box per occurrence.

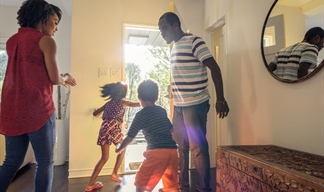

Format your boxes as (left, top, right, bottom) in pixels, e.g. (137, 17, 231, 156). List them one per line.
(52, 4, 72, 162)
(205, 0, 324, 155)
(0, 6, 18, 40)
(69, 0, 205, 178)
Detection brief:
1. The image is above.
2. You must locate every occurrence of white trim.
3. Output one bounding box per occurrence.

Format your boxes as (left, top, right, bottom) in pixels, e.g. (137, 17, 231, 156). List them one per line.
(68, 167, 116, 178)
(204, 15, 227, 168)
(205, 16, 225, 32)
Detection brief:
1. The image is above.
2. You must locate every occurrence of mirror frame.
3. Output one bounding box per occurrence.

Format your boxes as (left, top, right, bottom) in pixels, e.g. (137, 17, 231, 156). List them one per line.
(261, 0, 324, 83)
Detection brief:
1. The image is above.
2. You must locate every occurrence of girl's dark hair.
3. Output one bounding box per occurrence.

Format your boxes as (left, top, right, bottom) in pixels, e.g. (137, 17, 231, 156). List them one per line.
(159, 12, 181, 28)
(100, 82, 127, 100)
(137, 79, 159, 102)
(17, 0, 62, 28)
(304, 27, 324, 42)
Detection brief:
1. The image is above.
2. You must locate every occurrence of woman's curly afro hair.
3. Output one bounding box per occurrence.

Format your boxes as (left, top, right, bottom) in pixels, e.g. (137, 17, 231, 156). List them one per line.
(17, 0, 62, 28)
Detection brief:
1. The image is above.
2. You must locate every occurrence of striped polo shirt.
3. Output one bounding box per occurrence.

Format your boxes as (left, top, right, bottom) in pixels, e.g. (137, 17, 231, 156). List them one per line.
(171, 35, 213, 107)
(127, 105, 177, 150)
(271, 42, 318, 80)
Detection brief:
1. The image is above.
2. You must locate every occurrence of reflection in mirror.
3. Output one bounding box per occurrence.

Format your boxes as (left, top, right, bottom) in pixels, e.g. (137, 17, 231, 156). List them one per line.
(262, 0, 324, 83)
(264, 26, 276, 47)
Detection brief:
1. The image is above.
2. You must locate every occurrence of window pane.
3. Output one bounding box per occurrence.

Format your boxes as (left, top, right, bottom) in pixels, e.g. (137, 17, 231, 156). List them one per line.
(0, 50, 8, 100)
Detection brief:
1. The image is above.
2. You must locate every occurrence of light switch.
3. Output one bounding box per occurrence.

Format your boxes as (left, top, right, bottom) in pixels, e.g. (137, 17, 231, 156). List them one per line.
(99, 68, 109, 78)
(110, 68, 121, 78)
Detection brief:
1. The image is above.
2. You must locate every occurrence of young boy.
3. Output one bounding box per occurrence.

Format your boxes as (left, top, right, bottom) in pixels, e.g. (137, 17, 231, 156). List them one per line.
(115, 79, 179, 192)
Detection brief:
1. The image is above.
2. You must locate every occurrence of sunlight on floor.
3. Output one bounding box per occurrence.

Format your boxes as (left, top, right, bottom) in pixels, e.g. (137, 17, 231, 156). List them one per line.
(122, 144, 165, 191)
(118, 174, 163, 192)
(124, 144, 146, 172)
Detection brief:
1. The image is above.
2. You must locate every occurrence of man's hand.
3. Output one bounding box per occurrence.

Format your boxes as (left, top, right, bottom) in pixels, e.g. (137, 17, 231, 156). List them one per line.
(216, 100, 229, 119)
(203, 58, 229, 119)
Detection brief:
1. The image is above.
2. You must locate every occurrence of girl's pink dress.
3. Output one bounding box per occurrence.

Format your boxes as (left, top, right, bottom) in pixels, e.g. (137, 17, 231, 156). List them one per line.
(97, 100, 125, 145)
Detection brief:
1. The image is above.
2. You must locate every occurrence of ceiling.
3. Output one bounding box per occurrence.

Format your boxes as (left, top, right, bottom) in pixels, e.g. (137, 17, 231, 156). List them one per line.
(277, 0, 323, 17)
(277, 0, 315, 7)
(0, 0, 166, 47)
(126, 27, 168, 47)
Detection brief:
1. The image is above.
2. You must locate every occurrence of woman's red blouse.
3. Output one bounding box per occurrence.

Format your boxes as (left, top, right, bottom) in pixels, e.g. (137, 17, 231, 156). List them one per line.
(0, 28, 55, 136)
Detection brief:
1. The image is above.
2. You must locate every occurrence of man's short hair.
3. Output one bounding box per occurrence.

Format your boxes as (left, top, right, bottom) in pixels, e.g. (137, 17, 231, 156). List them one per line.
(159, 12, 181, 28)
(137, 79, 159, 102)
(304, 27, 324, 42)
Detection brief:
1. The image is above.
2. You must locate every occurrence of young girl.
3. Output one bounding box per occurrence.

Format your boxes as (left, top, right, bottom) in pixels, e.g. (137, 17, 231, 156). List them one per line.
(85, 82, 140, 192)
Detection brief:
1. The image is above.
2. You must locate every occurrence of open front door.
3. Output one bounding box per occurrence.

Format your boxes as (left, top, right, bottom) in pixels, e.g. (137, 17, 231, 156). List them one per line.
(122, 25, 170, 174)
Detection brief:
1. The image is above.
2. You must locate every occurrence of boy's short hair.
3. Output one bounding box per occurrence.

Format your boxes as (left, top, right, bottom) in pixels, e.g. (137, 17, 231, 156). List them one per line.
(137, 79, 159, 102)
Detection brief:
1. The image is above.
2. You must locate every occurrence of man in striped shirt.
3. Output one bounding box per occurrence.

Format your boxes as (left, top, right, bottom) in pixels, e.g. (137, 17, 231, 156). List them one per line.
(158, 12, 229, 192)
(268, 27, 324, 80)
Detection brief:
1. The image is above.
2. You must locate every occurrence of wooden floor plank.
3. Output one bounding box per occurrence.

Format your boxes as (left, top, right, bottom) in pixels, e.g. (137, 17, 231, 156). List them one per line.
(7, 162, 216, 192)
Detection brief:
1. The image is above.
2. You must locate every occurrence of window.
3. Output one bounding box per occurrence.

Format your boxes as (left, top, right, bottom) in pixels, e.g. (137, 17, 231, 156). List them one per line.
(0, 50, 8, 99)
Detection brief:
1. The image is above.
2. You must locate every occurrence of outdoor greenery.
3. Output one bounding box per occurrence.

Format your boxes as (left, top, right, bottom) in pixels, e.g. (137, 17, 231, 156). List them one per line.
(0, 50, 8, 98)
(124, 46, 170, 131)
(125, 62, 142, 129)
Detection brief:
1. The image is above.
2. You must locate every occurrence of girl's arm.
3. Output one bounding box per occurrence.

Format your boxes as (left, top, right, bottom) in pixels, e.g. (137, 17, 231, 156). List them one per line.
(93, 103, 106, 117)
(123, 100, 140, 108)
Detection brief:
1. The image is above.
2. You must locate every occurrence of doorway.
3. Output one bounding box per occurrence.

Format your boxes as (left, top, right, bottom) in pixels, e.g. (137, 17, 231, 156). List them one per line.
(123, 25, 170, 173)
(205, 17, 228, 167)
(213, 24, 229, 147)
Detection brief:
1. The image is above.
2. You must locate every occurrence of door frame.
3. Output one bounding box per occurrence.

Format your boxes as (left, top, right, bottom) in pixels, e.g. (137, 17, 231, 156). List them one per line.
(121, 23, 171, 174)
(204, 15, 227, 167)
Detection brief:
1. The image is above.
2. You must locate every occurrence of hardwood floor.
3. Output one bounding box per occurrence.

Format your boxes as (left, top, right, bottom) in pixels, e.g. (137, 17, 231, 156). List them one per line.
(7, 162, 216, 192)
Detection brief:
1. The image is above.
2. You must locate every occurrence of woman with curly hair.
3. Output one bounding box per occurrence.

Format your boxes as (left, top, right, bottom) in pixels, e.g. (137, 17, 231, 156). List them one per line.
(0, 0, 76, 191)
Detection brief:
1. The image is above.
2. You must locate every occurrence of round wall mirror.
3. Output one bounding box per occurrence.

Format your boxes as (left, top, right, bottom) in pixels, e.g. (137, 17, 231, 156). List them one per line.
(261, 0, 324, 83)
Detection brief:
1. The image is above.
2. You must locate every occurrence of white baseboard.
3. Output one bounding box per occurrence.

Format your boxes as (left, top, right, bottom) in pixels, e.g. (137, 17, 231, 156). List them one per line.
(68, 167, 116, 178)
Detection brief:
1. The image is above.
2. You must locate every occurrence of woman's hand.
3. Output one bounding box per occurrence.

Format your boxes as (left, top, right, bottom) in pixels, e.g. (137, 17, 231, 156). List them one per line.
(61, 73, 77, 87)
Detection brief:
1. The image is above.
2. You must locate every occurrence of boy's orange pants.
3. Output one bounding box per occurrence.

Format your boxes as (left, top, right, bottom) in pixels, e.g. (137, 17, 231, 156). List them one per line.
(135, 148, 179, 192)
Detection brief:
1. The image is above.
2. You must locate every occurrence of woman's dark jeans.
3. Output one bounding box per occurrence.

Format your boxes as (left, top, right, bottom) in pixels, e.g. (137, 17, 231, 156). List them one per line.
(0, 113, 56, 192)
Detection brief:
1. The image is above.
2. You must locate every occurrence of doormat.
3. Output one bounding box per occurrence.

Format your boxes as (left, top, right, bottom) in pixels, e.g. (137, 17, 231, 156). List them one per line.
(129, 162, 142, 170)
